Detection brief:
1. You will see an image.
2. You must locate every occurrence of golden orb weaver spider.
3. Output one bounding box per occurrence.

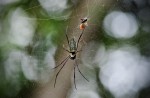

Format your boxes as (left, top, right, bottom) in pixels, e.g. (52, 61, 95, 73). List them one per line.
(53, 27, 89, 89)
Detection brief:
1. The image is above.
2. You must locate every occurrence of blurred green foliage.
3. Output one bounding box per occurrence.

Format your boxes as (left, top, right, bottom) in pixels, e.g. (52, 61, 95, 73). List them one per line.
(0, 0, 150, 98)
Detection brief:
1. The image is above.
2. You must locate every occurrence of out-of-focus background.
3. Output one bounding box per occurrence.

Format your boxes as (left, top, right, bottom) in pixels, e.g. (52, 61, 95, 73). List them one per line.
(0, 0, 150, 98)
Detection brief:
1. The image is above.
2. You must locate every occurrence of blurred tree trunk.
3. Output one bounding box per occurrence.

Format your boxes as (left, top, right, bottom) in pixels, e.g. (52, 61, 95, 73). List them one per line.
(31, 0, 116, 98)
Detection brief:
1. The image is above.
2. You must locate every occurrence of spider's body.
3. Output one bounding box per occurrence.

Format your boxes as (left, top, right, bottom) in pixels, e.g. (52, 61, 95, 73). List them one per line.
(70, 52, 76, 60)
(69, 38, 77, 60)
(69, 38, 77, 53)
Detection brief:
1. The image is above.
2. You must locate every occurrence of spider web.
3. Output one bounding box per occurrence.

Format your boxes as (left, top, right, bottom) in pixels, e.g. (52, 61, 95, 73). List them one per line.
(22, 0, 119, 32)
(21, 0, 119, 88)
(2, 0, 148, 98)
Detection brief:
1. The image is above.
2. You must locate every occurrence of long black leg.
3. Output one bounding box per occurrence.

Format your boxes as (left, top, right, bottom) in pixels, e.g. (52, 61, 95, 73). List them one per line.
(74, 64, 77, 89)
(53, 55, 70, 69)
(62, 45, 70, 53)
(76, 29, 85, 50)
(65, 26, 70, 46)
(75, 60, 89, 82)
(54, 56, 70, 87)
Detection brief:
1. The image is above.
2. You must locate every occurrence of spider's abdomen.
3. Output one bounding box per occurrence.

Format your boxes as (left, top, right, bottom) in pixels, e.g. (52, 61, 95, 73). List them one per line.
(69, 38, 77, 52)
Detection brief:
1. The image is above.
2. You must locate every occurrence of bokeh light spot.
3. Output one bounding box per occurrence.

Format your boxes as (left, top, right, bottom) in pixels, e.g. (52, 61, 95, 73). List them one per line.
(103, 11, 139, 39)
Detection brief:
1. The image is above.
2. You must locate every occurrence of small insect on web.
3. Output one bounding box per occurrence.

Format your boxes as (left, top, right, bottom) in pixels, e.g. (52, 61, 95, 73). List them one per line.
(53, 27, 89, 89)
(80, 17, 88, 30)
(75, 0, 102, 33)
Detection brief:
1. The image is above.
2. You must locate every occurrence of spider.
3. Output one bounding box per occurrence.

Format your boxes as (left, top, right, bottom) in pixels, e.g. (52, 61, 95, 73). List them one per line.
(53, 28, 89, 89)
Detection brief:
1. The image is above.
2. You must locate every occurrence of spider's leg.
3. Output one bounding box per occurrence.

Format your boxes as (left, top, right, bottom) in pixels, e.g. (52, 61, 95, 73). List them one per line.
(65, 26, 70, 46)
(53, 55, 70, 69)
(77, 29, 85, 50)
(54, 56, 70, 87)
(74, 64, 77, 89)
(62, 45, 70, 53)
(75, 60, 89, 82)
